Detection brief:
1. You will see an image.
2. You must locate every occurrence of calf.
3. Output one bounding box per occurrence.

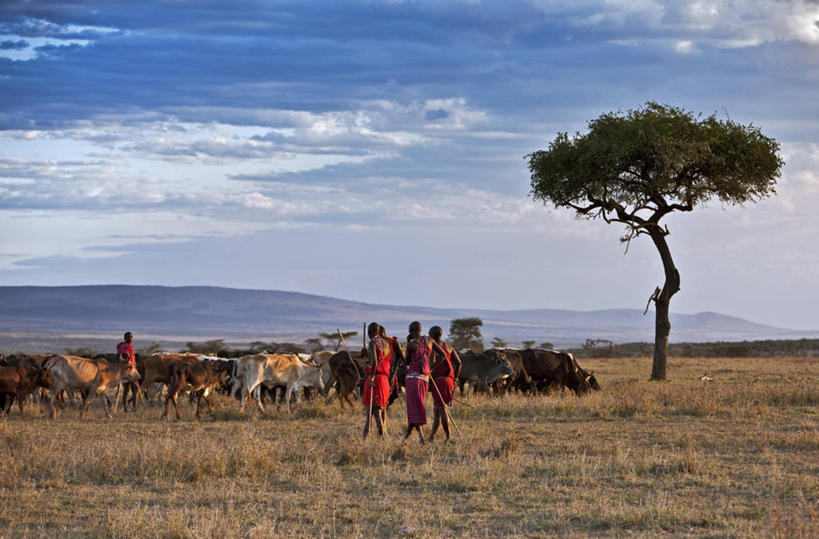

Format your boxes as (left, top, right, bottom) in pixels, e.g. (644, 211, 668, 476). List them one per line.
(162, 359, 230, 420)
(0, 366, 51, 417)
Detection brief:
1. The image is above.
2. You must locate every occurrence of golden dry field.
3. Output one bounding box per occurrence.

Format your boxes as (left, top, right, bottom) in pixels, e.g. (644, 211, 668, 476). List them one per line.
(1, 356, 817, 537)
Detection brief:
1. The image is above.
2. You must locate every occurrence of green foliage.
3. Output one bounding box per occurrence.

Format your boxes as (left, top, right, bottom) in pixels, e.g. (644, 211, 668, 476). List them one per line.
(318, 331, 358, 351)
(304, 337, 324, 351)
(449, 317, 484, 353)
(538, 342, 554, 350)
(528, 102, 783, 229)
(521, 340, 535, 349)
(490, 337, 508, 349)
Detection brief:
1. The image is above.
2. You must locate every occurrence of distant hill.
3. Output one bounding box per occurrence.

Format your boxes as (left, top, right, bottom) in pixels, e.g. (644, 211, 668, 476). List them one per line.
(1, 285, 817, 348)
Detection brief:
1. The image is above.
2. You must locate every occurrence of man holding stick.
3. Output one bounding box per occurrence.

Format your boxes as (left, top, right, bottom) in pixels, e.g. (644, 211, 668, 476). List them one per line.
(403, 321, 447, 444)
(362, 322, 392, 439)
(428, 325, 461, 442)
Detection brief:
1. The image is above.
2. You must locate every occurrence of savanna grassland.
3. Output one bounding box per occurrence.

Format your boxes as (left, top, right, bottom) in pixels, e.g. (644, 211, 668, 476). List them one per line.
(1, 356, 817, 537)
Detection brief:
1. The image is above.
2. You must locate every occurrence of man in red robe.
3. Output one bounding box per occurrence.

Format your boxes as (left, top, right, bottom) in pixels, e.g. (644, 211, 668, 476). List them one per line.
(116, 331, 139, 411)
(428, 326, 461, 442)
(403, 321, 446, 444)
(363, 322, 392, 438)
(116, 331, 136, 365)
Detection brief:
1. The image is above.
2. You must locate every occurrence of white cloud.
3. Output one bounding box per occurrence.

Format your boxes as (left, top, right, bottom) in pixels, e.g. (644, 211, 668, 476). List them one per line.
(0, 17, 120, 61)
(538, 0, 819, 48)
(674, 40, 699, 54)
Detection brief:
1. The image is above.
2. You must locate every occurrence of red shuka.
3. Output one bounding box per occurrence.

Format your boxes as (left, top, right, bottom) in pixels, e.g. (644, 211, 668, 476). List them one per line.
(362, 336, 392, 408)
(116, 341, 135, 366)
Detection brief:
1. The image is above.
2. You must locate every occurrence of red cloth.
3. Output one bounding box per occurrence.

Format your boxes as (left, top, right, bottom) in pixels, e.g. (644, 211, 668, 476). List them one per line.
(431, 341, 453, 379)
(430, 376, 454, 408)
(116, 342, 135, 366)
(362, 336, 392, 408)
(405, 375, 428, 425)
(362, 371, 390, 408)
(407, 336, 431, 376)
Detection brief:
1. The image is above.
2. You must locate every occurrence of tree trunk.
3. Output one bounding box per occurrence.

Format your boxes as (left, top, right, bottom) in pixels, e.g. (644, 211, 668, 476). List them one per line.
(649, 229, 680, 381)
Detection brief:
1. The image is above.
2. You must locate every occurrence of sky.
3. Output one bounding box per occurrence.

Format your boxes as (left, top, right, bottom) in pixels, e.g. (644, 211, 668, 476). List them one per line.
(1, 0, 818, 331)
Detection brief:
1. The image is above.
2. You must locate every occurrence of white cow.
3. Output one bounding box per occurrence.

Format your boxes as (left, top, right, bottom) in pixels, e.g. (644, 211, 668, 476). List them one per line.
(232, 353, 324, 414)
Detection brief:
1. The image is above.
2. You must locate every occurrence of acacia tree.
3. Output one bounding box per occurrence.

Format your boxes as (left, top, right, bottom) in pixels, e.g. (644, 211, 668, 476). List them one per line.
(319, 331, 358, 351)
(449, 317, 484, 352)
(528, 102, 782, 380)
(490, 337, 508, 349)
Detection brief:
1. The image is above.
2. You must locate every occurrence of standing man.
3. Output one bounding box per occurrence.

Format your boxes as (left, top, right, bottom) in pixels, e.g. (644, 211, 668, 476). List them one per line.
(117, 331, 136, 365)
(116, 331, 139, 411)
(403, 321, 446, 444)
(428, 325, 461, 442)
(362, 322, 392, 439)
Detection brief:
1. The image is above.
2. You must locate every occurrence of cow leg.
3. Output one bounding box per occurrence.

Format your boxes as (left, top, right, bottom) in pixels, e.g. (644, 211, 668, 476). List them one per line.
(254, 385, 266, 415)
(161, 391, 171, 419)
(48, 390, 58, 419)
(343, 392, 355, 408)
(285, 385, 294, 415)
(80, 391, 93, 419)
(1, 395, 12, 416)
(195, 392, 203, 419)
(17, 394, 25, 417)
(101, 389, 114, 418)
(322, 373, 337, 399)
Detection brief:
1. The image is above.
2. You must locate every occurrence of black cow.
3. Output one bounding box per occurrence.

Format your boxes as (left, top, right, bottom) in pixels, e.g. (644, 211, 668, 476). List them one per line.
(458, 349, 516, 396)
(321, 349, 366, 408)
(519, 349, 594, 394)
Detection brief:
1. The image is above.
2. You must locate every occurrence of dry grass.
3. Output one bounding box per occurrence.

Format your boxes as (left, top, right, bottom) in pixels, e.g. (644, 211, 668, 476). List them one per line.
(0, 356, 817, 537)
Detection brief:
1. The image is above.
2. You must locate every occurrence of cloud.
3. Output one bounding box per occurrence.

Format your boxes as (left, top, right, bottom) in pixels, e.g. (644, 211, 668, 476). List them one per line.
(0, 15, 120, 60)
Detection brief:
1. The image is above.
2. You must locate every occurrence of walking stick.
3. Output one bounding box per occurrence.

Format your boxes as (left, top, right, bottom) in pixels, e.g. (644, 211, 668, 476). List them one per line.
(339, 328, 374, 435)
(428, 376, 462, 437)
(113, 384, 121, 413)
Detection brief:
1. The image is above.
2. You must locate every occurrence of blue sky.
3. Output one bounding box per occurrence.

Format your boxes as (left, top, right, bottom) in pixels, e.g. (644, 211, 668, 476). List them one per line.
(1, 1, 818, 331)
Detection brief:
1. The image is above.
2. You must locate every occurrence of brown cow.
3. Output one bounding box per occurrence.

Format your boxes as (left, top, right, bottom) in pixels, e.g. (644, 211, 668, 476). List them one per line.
(139, 353, 201, 401)
(162, 359, 230, 420)
(43, 355, 141, 419)
(0, 366, 51, 417)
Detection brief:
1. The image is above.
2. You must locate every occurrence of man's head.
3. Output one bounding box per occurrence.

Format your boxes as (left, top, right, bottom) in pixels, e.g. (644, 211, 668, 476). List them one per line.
(367, 322, 380, 339)
(429, 326, 443, 341)
(378, 325, 387, 338)
(124, 331, 133, 343)
(408, 321, 422, 338)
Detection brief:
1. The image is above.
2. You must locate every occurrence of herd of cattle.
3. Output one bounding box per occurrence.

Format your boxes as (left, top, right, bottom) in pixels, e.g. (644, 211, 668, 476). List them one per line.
(0, 346, 600, 419)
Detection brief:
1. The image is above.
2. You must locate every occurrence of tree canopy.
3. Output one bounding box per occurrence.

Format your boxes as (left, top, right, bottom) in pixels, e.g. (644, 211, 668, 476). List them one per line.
(529, 102, 781, 239)
(528, 102, 783, 380)
(448, 317, 484, 353)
